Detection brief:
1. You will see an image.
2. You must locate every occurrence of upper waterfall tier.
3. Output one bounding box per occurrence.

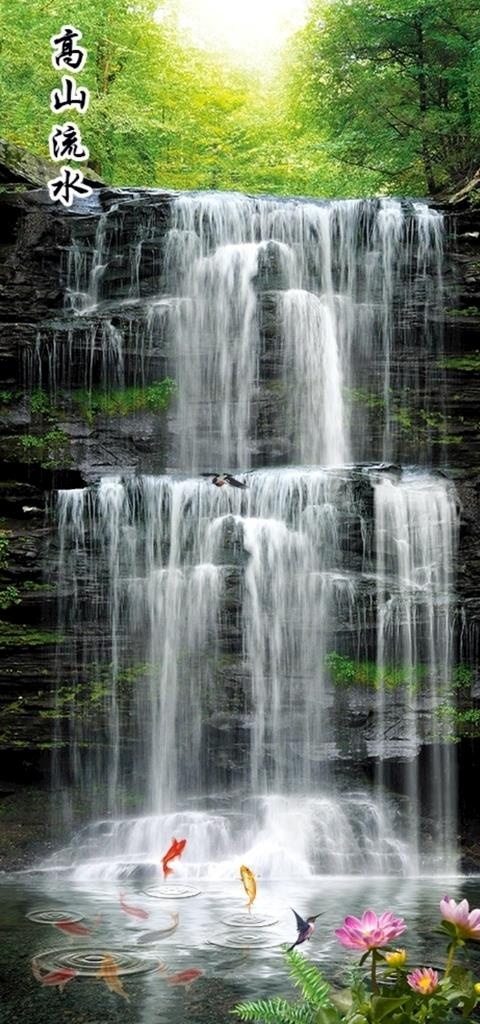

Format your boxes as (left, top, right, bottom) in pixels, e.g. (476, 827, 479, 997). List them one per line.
(28, 191, 446, 474)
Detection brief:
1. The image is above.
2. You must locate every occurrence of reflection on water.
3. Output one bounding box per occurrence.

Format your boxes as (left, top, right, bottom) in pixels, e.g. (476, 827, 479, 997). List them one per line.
(2, 874, 480, 1023)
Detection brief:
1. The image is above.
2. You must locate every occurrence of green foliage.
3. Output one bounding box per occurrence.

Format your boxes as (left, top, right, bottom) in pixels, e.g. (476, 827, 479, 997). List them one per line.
(233, 948, 333, 1023)
(74, 378, 177, 423)
(444, 308, 480, 319)
(41, 661, 153, 719)
(347, 387, 463, 446)
(0, 585, 21, 610)
(326, 652, 424, 691)
(0, 622, 61, 647)
(435, 663, 478, 739)
(439, 352, 480, 370)
(29, 389, 54, 415)
(289, 0, 480, 195)
(0, 529, 11, 570)
(233, 941, 480, 1024)
(12, 429, 71, 469)
(0, 390, 20, 405)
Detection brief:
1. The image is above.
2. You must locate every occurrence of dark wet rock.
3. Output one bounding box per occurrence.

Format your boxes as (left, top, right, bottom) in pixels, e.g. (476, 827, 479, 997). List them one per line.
(0, 137, 104, 190)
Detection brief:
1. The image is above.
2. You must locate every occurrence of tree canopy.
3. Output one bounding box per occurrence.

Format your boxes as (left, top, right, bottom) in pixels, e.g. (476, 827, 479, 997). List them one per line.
(0, 0, 478, 197)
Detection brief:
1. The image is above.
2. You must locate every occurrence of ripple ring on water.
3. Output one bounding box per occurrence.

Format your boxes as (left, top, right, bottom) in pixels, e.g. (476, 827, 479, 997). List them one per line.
(27, 909, 85, 925)
(32, 947, 158, 977)
(208, 931, 284, 949)
(220, 913, 278, 928)
(143, 884, 201, 899)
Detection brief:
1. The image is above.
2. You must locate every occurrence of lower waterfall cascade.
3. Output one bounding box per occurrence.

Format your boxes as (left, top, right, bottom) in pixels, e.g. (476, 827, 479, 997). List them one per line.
(51, 466, 459, 879)
(33, 190, 464, 880)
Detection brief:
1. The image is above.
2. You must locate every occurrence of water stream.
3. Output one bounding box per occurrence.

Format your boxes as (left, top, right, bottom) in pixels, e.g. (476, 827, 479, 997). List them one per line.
(27, 191, 459, 880)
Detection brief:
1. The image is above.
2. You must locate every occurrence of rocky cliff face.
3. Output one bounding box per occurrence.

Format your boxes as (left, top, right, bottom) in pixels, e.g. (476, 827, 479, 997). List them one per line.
(1, 181, 480, 864)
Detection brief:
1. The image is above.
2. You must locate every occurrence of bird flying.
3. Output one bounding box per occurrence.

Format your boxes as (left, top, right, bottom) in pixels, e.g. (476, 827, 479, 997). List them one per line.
(288, 908, 322, 951)
(202, 473, 248, 489)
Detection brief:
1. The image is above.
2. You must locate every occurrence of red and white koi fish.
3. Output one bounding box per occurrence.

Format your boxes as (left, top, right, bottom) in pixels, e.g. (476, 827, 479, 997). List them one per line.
(53, 919, 93, 937)
(37, 967, 78, 991)
(160, 837, 187, 878)
(158, 962, 203, 989)
(119, 891, 150, 920)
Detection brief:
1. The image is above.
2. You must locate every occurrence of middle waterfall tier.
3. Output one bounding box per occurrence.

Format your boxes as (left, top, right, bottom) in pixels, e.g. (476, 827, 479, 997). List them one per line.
(54, 465, 459, 874)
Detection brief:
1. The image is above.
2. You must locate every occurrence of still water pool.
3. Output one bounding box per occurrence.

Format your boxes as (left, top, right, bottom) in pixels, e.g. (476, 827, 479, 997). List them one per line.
(1, 874, 480, 1024)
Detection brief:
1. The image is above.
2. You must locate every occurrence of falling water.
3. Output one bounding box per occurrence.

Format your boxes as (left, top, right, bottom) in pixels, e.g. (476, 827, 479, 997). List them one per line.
(373, 471, 459, 871)
(44, 190, 459, 879)
(52, 463, 459, 878)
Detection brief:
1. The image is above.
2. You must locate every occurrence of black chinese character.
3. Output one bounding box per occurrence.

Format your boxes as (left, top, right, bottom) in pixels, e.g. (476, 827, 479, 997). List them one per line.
(49, 123, 89, 162)
(48, 167, 92, 207)
(50, 75, 90, 114)
(51, 25, 87, 72)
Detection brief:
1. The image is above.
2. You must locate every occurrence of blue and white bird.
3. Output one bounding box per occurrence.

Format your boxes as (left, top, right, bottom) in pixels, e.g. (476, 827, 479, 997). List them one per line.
(288, 908, 322, 951)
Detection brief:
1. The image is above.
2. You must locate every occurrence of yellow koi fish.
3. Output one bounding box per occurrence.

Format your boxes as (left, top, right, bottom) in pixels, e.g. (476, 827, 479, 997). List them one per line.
(96, 954, 130, 1001)
(240, 864, 257, 912)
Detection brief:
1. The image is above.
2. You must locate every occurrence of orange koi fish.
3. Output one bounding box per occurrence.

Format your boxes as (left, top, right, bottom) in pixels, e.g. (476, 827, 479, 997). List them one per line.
(39, 967, 77, 991)
(161, 837, 187, 878)
(238, 864, 255, 913)
(240, 864, 257, 912)
(158, 962, 203, 989)
(54, 919, 93, 937)
(96, 954, 130, 1001)
(119, 891, 149, 920)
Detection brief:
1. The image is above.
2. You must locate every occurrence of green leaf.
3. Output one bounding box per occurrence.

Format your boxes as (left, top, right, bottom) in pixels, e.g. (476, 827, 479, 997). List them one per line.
(313, 1009, 342, 1024)
(440, 921, 458, 939)
(285, 948, 331, 1008)
(371, 996, 408, 1022)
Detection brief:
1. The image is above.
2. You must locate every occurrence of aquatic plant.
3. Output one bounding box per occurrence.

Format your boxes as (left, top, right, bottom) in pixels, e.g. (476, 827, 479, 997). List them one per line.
(335, 910, 407, 952)
(441, 896, 480, 942)
(233, 901, 480, 1023)
(407, 967, 439, 995)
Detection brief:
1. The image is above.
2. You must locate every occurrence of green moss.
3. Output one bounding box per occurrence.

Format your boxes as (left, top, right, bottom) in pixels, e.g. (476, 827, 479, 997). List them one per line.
(0, 586, 21, 610)
(325, 651, 425, 690)
(0, 621, 62, 647)
(22, 580, 55, 593)
(346, 387, 464, 446)
(438, 353, 480, 371)
(344, 387, 386, 410)
(445, 307, 480, 318)
(74, 378, 177, 424)
(0, 389, 21, 406)
(9, 428, 72, 469)
(29, 389, 55, 415)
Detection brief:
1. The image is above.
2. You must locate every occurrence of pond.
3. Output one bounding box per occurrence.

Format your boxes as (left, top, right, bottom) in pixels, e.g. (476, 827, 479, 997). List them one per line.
(2, 873, 480, 1023)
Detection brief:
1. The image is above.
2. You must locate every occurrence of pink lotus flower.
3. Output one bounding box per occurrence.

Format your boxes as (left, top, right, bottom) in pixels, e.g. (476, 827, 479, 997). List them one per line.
(407, 967, 439, 995)
(335, 909, 407, 951)
(440, 896, 480, 940)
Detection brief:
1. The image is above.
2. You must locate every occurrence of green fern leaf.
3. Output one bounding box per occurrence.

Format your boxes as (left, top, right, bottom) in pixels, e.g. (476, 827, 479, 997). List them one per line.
(232, 996, 315, 1022)
(285, 948, 332, 1008)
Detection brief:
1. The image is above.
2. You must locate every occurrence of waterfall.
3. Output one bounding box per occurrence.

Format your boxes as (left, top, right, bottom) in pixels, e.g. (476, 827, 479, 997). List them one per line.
(373, 471, 459, 871)
(46, 190, 459, 879)
(52, 464, 459, 877)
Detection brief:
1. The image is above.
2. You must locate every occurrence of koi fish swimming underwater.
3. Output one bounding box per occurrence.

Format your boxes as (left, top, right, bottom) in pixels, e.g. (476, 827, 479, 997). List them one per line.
(136, 912, 180, 945)
(53, 918, 93, 937)
(239, 864, 257, 912)
(32, 964, 77, 991)
(119, 891, 150, 920)
(96, 954, 130, 1001)
(161, 837, 187, 878)
(158, 962, 204, 989)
